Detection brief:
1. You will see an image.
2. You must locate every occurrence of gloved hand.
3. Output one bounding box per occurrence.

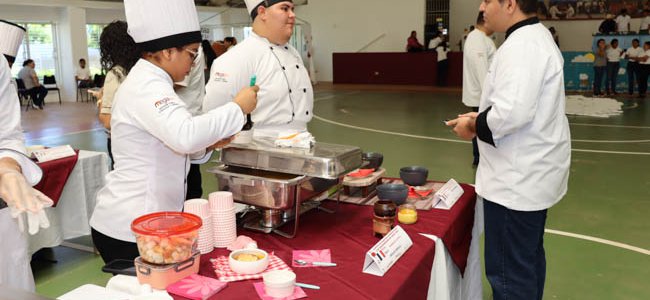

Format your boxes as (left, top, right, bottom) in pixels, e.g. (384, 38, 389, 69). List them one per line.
(0, 168, 53, 235)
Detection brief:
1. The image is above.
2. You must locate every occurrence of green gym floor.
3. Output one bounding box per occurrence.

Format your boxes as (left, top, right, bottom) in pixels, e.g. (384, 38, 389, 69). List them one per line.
(24, 84, 649, 299)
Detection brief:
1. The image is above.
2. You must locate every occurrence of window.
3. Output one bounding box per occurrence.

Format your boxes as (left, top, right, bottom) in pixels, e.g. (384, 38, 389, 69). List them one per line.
(11, 23, 59, 81)
(86, 24, 105, 75)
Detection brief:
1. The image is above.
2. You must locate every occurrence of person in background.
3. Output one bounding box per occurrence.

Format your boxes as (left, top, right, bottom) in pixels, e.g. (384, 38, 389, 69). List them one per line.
(462, 12, 496, 167)
(640, 9, 650, 33)
(598, 14, 616, 34)
(435, 37, 450, 86)
(201, 40, 217, 82)
(615, 8, 631, 32)
(446, 0, 571, 298)
(593, 38, 607, 97)
(0, 19, 52, 292)
(89, 0, 258, 264)
(96, 20, 141, 169)
(75, 58, 93, 88)
(625, 38, 643, 96)
(549, 26, 559, 48)
(428, 31, 443, 50)
(606, 39, 623, 95)
(17, 59, 47, 110)
(204, 0, 313, 139)
(406, 30, 424, 52)
(636, 41, 650, 98)
(224, 37, 237, 51)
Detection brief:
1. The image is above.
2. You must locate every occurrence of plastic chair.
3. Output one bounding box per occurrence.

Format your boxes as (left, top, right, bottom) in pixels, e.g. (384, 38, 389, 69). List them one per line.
(15, 78, 35, 111)
(42, 75, 62, 105)
(76, 79, 91, 102)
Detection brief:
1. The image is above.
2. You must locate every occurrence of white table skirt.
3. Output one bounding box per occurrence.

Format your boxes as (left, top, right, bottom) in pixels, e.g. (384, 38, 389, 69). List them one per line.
(28, 150, 109, 255)
(427, 197, 484, 300)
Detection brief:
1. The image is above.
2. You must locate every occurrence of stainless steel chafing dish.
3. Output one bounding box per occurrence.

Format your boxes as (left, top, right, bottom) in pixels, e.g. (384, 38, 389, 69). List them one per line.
(208, 138, 362, 238)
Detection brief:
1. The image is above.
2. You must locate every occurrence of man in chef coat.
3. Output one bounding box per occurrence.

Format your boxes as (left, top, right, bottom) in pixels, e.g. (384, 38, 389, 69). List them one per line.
(446, 1, 571, 299)
(0, 19, 53, 292)
(462, 12, 495, 166)
(204, 0, 313, 138)
(89, 0, 257, 264)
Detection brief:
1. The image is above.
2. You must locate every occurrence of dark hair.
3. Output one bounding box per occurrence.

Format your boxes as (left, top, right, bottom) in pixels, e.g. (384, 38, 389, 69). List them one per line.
(621, 9, 628, 15)
(23, 59, 33, 66)
(224, 37, 236, 44)
(645, 41, 650, 47)
(476, 12, 485, 25)
(201, 40, 217, 70)
(79, 58, 86, 62)
(500, 0, 537, 14)
(633, 38, 640, 43)
(611, 39, 619, 45)
(99, 20, 140, 77)
(597, 38, 605, 45)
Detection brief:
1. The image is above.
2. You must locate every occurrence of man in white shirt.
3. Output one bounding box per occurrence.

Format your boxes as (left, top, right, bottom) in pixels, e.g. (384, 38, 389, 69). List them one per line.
(446, 0, 570, 299)
(606, 39, 623, 95)
(615, 8, 631, 32)
(462, 12, 495, 166)
(428, 31, 443, 51)
(636, 41, 650, 97)
(625, 39, 644, 96)
(640, 9, 650, 33)
(75, 58, 93, 88)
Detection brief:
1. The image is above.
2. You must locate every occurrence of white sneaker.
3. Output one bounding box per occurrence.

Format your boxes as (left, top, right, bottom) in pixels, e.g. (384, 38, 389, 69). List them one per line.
(32, 104, 39, 109)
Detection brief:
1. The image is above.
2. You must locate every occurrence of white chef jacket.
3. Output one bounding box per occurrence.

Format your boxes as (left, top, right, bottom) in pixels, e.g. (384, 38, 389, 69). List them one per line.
(176, 49, 205, 117)
(204, 31, 313, 138)
(90, 59, 245, 242)
(476, 20, 571, 211)
(462, 29, 496, 107)
(0, 54, 39, 292)
(606, 47, 623, 62)
(641, 16, 650, 31)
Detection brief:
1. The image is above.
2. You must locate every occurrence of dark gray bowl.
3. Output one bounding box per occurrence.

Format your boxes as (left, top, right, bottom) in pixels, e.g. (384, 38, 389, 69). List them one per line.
(399, 166, 429, 186)
(362, 152, 383, 170)
(376, 183, 408, 205)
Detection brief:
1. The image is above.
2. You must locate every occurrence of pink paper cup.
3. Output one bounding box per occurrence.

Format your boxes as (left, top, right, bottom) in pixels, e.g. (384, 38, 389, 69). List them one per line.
(209, 192, 234, 210)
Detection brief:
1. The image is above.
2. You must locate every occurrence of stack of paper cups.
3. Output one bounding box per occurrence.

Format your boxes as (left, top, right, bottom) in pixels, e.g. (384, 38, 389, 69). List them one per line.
(184, 199, 214, 254)
(209, 192, 237, 248)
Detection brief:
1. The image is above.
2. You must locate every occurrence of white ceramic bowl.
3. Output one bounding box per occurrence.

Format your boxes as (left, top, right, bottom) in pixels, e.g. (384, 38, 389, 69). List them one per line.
(228, 249, 269, 275)
(263, 270, 296, 298)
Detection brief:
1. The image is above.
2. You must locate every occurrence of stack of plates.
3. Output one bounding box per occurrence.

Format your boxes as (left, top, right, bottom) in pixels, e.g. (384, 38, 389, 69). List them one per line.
(209, 191, 237, 248)
(184, 199, 214, 254)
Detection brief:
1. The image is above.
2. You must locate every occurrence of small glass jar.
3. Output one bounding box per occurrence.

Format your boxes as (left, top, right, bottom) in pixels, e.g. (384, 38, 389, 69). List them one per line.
(397, 204, 418, 225)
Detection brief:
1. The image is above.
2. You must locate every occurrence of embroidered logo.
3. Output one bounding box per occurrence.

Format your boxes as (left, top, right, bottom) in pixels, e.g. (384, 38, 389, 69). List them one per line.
(212, 72, 228, 83)
(154, 97, 178, 113)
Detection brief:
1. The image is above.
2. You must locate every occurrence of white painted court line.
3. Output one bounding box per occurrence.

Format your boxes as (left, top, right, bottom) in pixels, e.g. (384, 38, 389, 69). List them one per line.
(570, 123, 650, 130)
(545, 229, 650, 256)
(572, 138, 650, 143)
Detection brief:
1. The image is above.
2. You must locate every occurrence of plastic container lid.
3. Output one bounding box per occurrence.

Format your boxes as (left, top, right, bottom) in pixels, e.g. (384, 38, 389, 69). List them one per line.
(131, 212, 202, 237)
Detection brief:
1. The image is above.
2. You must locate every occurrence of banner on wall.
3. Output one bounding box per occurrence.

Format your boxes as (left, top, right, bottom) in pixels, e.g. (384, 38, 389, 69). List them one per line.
(563, 51, 632, 92)
(537, 0, 650, 20)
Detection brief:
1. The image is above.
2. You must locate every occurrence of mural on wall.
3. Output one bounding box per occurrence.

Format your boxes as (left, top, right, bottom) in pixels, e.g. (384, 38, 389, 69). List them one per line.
(537, 0, 650, 20)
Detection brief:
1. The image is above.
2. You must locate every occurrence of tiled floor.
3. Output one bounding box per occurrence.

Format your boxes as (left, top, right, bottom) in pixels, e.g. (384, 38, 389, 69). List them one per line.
(23, 84, 650, 299)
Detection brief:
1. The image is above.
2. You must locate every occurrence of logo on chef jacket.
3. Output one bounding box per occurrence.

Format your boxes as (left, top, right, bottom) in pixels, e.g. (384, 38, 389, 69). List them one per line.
(212, 72, 228, 83)
(154, 97, 178, 113)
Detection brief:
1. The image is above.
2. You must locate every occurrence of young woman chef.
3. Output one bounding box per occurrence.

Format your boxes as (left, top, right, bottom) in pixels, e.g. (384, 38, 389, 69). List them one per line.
(203, 0, 313, 138)
(89, 0, 258, 263)
(0, 20, 52, 291)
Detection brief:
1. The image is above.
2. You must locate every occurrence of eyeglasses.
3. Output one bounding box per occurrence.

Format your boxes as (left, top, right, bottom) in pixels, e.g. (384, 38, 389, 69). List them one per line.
(184, 48, 199, 61)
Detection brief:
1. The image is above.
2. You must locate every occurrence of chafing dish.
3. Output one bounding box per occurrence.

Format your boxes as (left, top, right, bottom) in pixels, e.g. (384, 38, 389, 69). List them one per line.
(208, 138, 362, 238)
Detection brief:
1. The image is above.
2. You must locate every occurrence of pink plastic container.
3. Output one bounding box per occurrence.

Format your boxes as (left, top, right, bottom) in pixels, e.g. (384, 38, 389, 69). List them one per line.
(135, 251, 200, 290)
(131, 212, 202, 265)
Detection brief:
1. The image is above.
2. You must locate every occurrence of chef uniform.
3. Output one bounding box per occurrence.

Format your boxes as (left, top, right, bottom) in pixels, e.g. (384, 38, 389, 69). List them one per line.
(0, 20, 42, 291)
(475, 17, 570, 299)
(90, 0, 246, 262)
(462, 26, 495, 165)
(203, 0, 313, 138)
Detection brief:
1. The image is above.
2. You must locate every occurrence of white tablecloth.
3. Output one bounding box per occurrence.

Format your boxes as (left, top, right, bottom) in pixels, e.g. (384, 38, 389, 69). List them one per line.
(28, 150, 109, 254)
(427, 197, 484, 300)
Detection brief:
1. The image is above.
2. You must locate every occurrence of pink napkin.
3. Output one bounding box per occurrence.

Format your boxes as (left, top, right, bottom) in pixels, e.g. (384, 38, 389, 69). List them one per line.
(210, 253, 292, 282)
(292, 249, 332, 268)
(166, 274, 227, 300)
(253, 282, 307, 300)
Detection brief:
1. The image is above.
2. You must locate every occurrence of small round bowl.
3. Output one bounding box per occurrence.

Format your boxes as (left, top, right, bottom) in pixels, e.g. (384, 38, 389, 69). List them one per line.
(373, 200, 397, 217)
(362, 152, 383, 170)
(399, 166, 429, 186)
(228, 249, 269, 275)
(263, 270, 296, 298)
(376, 184, 408, 205)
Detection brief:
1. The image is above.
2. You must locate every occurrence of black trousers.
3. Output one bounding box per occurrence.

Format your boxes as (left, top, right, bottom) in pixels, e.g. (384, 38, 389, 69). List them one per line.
(27, 86, 48, 106)
(91, 228, 139, 264)
(484, 200, 548, 300)
(106, 138, 114, 170)
(437, 59, 449, 86)
(627, 62, 638, 94)
(638, 64, 649, 96)
(185, 163, 203, 200)
(471, 107, 479, 165)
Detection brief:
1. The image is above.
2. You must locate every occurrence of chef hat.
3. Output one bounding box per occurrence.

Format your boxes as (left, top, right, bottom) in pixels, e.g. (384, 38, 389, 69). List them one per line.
(0, 20, 26, 64)
(245, 0, 293, 20)
(124, 0, 202, 52)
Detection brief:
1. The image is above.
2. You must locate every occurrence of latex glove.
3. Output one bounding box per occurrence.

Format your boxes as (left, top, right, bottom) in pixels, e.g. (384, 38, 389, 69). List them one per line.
(0, 168, 53, 235)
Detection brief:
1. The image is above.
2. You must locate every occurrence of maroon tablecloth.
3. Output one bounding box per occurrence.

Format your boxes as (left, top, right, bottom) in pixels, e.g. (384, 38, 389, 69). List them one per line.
(34, 151, 79, 207)
(179, 184, 476, 300)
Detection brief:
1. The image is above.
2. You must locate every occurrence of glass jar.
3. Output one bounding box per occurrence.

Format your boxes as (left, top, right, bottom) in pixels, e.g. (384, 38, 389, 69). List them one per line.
(397, 203, 418, 225)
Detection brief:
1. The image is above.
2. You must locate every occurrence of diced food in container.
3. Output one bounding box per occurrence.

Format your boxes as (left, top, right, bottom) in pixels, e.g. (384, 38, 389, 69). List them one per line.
(131, 212, 202, 264)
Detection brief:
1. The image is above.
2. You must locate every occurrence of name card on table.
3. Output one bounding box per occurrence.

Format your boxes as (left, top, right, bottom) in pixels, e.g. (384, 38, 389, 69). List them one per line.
(362, 225, 413, 277)
(33, 145, 76, 162)
(433, 178, 464, 210)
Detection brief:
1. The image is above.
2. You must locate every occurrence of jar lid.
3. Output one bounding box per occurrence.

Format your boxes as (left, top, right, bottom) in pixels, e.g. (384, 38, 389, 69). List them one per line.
(131, 212, 202, 236)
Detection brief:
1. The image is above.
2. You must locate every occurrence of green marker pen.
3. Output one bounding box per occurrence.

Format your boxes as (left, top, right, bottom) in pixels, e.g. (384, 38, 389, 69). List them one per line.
(242, 75, 256, 131)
